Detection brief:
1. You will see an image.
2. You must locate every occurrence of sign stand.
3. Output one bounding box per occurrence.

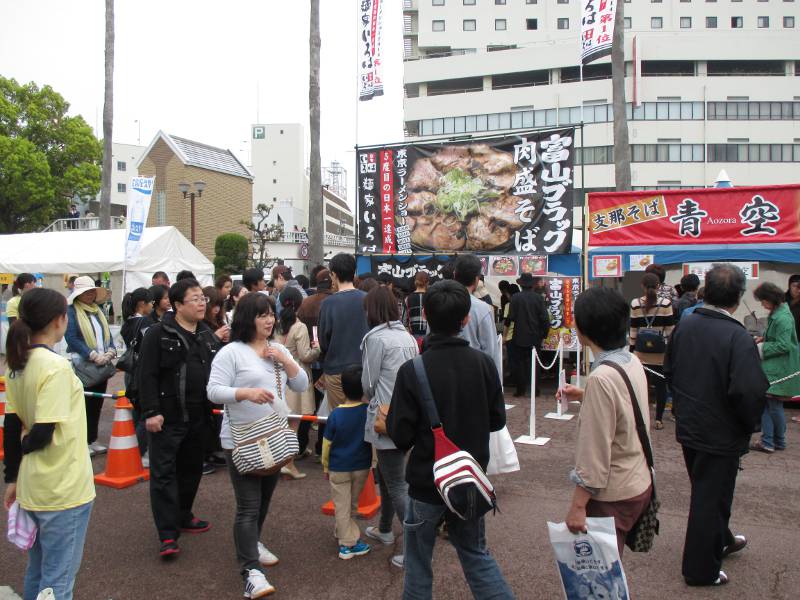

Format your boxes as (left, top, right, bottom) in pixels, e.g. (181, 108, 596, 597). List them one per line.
(515, 348, 550, 446)
(545, 341, 575, 421)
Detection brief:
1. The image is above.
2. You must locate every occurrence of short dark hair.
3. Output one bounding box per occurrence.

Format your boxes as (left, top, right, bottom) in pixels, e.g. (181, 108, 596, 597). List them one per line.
(151, 271, 169, 282)
(704, 264, 746, 309)
(364, 286, 400, 328)
(753, 282, 785, 307)
(176, 270, 196, 281)
(242, 268, 265, 291)
(679, 273, 700, 293)
(377, 272, 394, 286)
(440, 262, 455, 280)
(574, 288, 629, 351)
(341, 364, 364, 401)
(329, 253, 356, 283)
(295, 274, 309, 290)
(358, 277, 379, 293)
(309, 264, 326, 287)
(424, 280, 471, 336)
(645, 263, 666, 284)
(454, 255, 482, 287)
(230, 292, 275, 344)
(169, 279, 202, 309)
(215, 274, 232, 289)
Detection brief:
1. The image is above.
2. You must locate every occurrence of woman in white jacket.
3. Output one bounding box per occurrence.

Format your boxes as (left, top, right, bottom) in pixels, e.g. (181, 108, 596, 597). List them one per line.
(360, 286, 418, 568)
(207, 293, 308, 599)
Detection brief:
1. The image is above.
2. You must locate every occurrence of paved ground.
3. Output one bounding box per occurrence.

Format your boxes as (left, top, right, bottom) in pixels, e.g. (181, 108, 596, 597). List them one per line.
(1, 372, 799, 599)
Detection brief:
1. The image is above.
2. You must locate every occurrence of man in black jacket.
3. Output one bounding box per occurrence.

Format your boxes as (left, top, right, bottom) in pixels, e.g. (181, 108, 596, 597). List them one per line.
(138, 279, 221, 558)
(507, 273, 551, 398)
(387, 280, 512, 600)
(665, 264, 768, 587)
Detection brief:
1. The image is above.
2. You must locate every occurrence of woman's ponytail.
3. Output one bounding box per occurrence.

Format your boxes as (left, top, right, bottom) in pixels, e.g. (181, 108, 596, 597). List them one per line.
(641, 273, 660, 311)
(6, 319, 33, 372)
(5, 288, 67, 372)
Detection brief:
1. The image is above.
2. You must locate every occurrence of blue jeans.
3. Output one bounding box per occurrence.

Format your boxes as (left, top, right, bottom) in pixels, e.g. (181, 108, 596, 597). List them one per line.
(402, 497, 514, 600)
(761, 396, 787, 450)
(24, 501, 93, 600)
(377, 449, 409, 533)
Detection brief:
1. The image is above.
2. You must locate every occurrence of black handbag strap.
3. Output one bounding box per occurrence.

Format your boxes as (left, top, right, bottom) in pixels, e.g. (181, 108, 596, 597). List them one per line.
(599, 361, 655, 472)
(412, 355, 441, 428)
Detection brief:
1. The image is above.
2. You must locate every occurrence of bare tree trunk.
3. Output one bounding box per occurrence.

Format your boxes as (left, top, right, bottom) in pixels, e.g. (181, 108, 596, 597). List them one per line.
(611, 1, 631, 191)
(308, 0, 323, 266)
(100, 0, 114, 229)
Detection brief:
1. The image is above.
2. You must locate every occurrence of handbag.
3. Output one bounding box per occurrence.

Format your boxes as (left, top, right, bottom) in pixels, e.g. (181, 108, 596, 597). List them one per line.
(72, 358, 116, 388)
(117, 317, 146, 373)
(373, 404, 390, 435)
(600, 361, 661, 553)
(635, 312, 666, 354)
(228, 344, 299, 476)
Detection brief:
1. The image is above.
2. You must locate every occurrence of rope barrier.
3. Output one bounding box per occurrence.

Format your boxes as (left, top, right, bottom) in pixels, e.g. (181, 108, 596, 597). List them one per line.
(534, 341, 563, 371)
(643, 365, 800, 387)
(211, 408, 327, 423)
(83, 390, 127, 399)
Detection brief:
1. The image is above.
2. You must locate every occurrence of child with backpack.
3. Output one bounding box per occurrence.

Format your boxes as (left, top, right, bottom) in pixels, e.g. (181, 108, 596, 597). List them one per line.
(321, 364, 373, 560)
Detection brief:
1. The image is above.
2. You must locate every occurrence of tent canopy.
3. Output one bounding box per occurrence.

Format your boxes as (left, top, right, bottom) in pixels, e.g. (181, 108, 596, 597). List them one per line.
(0, 226, 213, 291)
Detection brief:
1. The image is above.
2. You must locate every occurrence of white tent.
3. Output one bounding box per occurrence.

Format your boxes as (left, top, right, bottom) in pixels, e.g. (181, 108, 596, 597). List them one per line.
(0, 226, 213, 315)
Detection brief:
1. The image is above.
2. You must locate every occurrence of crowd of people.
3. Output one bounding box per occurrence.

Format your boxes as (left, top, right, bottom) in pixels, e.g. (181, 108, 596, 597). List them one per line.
(2, 257, 799, 599)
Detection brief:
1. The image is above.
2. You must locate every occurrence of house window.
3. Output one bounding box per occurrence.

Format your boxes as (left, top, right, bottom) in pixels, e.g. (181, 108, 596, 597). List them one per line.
(731, 16, 743, 28)
(757, 16, 769, 28)
(624, 17, 632, 29)
(526, 18, 538, 30)
(117, 183, 126, 193)
(651, 17, 663, 29)
(557, 18, 569, 29)
(117, 161, 126, 171)
(557, 0, 569, 3)
(432, 0, 444, 4)
(680, 17, 692, 28)
(272, 179, 277, 184)
(785, 16, 796, 28)
(463, 0, 475, 4)
(432, 19, 445, 31)
(526, 0, 537, 3)
(706, 16, 718, 28)
(495, 0, 506, 4)
(463, 19, 476, 31)
(495, 19, 507, 30)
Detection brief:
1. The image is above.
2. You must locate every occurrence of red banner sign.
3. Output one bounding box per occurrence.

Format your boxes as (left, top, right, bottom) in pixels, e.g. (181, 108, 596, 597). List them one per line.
(379, 149, 395, 254)
(588, 184, 800, 246)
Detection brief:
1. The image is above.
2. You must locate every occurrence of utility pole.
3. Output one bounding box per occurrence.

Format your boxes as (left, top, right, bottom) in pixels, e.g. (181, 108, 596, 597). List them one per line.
(611, 0, 631, 191)
(99, 0, 115, 229)
(308, 0, 323, 266)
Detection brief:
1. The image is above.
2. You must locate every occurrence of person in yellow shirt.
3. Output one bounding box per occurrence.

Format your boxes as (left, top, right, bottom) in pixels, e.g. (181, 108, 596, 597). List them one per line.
(3, 287, 95, 600)
(6, 273, 36, 326)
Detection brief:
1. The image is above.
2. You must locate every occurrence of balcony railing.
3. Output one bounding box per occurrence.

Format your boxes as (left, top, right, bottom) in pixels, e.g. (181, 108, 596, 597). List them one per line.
(268, 230, 355, 248)
(42, 216, 126, 233)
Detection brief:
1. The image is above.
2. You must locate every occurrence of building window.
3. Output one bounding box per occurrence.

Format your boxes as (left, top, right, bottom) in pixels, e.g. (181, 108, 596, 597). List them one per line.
(680, 17, 692, 28)
(432, 0, 444, 5)
(272, 179, 277, 184)
(651, 17, 663, 29)
(731, 16, 743, 28)
(624, 17, 631, 29)
(495, 0, 506, 4)
(557, 18, 569, 29)
(557, 0, 569, 3)
(706, 16, 718, 28)
(526, 0, 537, 3)
(117, 161, 126, 171)
(463, 0, 475, 4)
(117, 183, 126, 193)
(463, 19, 476, 31)
(156, 191, 166, 225)
(495, 19, 507, 30)
(526, 18, 538, 30)
(758, 16, 769, 28)
(706, 101, 800, 120)
(785, 16, 796, 28)
(652, 0, 662, 3)
(432, 19, 445, 31)
(708, 143, 800, 162)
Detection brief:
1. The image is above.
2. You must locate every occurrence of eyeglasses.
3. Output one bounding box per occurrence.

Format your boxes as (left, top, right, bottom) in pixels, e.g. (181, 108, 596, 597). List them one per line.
(184, 296, 210, 305)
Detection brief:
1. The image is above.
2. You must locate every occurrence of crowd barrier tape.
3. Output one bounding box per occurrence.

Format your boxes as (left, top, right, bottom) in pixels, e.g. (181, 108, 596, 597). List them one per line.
(211, 407, 328, 423)
(643, 364, 800, 388)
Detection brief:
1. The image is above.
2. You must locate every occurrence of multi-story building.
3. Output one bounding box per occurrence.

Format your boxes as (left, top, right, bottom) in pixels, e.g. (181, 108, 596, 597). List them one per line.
(78, 142, 146, 218)
(402, 0, 800, 198)
(137, 131, 254, 261)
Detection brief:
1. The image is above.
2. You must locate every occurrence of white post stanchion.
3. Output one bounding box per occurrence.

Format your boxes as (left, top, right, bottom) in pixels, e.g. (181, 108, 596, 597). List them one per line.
(546, 338, 574, 421)
(576, 338, 582, 388)
(515, 347, 550, 446)
(500, 333, 515, 410)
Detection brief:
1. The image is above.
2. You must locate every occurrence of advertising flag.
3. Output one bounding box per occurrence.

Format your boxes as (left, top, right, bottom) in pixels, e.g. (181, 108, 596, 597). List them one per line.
(125, 176, 155, 264)
(581, 0, 617, 65)
(359, 0, 384, 101)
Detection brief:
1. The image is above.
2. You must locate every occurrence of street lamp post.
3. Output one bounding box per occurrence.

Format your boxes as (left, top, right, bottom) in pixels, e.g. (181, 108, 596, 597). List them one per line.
(178, 181, 206, 245)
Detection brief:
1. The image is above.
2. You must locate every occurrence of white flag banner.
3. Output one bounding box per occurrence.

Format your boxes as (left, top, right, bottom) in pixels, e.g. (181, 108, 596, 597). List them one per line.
(580, 0, 617, 66)
(359, 0, 384, 101)
(125, 176, 155, 265)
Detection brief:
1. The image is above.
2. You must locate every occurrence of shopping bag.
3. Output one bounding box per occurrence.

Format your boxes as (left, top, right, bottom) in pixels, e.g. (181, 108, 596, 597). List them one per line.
(547, 517, 631, 600)
(487, 426, 520, 475)
(7, 501, 37, 551)
(317, 392, 331, 419)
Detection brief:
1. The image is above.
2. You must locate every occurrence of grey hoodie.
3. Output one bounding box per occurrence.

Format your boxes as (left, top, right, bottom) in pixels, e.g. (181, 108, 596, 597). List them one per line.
(360, 321, 419, 449)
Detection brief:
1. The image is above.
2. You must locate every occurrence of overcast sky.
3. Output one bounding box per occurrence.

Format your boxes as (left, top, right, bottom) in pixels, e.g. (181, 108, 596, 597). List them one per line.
(0, 0, 404, 209)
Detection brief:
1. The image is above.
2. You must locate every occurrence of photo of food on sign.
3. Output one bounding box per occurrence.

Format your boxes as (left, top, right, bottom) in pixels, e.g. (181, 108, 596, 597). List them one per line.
(491, 256, 518, 277)
(356, 130, 575, 255)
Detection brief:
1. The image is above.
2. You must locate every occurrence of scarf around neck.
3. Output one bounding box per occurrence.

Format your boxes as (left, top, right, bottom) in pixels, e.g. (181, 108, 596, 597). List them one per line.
(73, 300, 111, 350)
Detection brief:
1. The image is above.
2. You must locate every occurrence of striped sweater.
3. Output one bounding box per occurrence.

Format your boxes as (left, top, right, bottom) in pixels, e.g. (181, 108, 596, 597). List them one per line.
(630, 297, 676, 365)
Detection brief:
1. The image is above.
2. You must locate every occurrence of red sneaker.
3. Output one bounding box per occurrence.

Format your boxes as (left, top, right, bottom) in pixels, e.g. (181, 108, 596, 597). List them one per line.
(159, 539, 180, 558)
(180, 517, 211, 533)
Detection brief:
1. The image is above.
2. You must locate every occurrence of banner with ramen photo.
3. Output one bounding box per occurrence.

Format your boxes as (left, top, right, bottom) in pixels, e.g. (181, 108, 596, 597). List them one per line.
(356, 128, 575, 255)
(541, 277, 581, 352)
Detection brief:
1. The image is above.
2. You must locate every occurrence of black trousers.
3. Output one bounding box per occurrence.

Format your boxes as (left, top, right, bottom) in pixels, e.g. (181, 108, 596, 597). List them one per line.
(303, 367, 325, 455)
(85, 380, 108, 444)
(645, 365, 668, 421)
(682, 446, 739, 584)
(148, 415, 208, 541)
(511, 344, 538, 397)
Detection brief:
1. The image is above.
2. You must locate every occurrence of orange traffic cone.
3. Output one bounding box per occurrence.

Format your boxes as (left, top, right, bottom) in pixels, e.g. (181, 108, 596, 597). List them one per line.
(0, 377, 5, 461)
(321, 469, 381, 519)
(94, 395, 149, 489)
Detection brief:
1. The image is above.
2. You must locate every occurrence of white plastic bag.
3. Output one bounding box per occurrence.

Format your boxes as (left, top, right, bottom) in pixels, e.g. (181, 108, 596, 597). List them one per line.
(7, 501, 37, 551)
(547, 517, 630, 600)
(487, 426, 520, 475)
(317, 391, 331, 419)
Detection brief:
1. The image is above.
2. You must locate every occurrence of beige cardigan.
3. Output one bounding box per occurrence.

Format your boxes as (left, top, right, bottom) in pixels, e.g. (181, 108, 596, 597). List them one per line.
(281, 321, 320, 414)
(574, 356, 652, 502)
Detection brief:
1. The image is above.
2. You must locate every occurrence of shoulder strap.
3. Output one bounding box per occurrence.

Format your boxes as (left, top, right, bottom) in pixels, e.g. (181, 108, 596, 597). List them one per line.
(412, 355, 441, 428)
(598, 361, 654, 471)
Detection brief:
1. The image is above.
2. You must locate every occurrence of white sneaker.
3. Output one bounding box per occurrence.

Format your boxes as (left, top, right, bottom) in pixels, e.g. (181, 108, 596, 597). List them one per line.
(141, 451, 150, 469)
(365, 526, 395, 545)
(88, 441, 107, 455)
(391, 554, 404, 568)
(258, 541, 279, 566)
(244, 568, 275, 598)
